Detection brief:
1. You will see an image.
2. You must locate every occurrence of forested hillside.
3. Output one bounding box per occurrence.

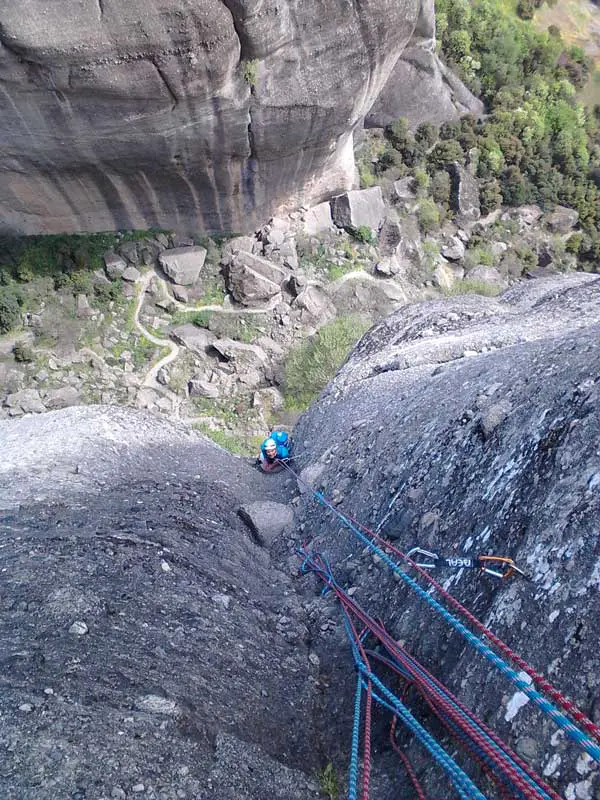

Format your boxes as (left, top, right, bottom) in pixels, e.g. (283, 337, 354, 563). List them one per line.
(423, 0, 600, 266)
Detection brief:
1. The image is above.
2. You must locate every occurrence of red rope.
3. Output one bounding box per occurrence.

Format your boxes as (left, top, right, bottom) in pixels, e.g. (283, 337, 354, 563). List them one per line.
(333, 583, 561, 800)
(341, 510, 600, 745)
(389, 717, 428, 800)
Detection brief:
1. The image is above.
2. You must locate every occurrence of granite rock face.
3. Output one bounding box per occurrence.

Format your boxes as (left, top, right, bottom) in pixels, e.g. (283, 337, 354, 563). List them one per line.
(0, 407, 319, 800)
(292, 275, 600, 797)
(1, 0, 474, 235)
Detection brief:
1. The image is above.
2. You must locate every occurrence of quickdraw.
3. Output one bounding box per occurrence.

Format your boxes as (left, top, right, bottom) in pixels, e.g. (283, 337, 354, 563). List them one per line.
(406, 547, 528, 580)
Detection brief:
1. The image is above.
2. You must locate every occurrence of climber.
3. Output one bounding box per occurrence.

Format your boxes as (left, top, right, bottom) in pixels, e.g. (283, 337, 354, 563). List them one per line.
(258, 430, 292, 472)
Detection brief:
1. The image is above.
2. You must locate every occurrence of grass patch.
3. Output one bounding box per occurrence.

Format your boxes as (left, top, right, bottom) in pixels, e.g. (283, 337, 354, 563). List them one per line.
(317, 763, 339, 800)
(193, 424, 254, 456)
(444, 279, 503, 297)
(197, 278, 227, 306)
(171, 309, 213, 328)
(283, 315, 371, 410)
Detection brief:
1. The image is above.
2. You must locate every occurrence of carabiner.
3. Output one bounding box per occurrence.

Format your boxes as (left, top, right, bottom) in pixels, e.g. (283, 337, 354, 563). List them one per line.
(406, 547, 440, 569)
(477, 555, 527, 580)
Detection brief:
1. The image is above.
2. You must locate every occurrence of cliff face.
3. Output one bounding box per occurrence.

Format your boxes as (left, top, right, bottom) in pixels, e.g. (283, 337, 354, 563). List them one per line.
(2, 277, 600, 798)
(0, 0, 478, 235)
(293, 274, 600, 797)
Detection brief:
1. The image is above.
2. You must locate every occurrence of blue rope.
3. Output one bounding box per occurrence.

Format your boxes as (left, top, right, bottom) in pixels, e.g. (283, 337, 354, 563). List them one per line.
(307, 487, 600, 764)
(348, 673, 362, 800)
(343, 617, 488, 800)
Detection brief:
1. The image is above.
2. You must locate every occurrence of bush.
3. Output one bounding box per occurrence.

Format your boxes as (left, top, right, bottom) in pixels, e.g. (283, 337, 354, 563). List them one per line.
(385, 118, 411, 151)
(283, 315, 371, 409)
(13, 341, 34, 362)
(479, 179, 503, 214)
(431, 170, 451, 207)
(349, 225, 376, 245)
(0, 287, 22, 333)
(417, 199, 441, 233)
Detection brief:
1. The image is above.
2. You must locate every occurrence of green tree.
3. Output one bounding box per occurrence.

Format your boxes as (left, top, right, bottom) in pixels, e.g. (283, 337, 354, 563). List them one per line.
(0, 287, 22, 333)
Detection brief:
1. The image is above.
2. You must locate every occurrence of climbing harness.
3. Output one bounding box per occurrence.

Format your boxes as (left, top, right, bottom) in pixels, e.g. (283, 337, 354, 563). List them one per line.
(406, 547, 528, 580)
(279, 460, 600, 770)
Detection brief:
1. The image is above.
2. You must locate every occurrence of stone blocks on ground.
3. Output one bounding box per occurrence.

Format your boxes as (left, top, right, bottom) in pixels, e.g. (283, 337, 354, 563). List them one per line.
(330, 187, 386, 232)
(159, 246, 207, 286)
(225, 251, 286, 307)
(238, 501, 295, 547)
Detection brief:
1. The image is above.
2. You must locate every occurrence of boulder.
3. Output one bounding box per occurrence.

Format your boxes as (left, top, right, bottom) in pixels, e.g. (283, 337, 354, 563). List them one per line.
(238, 501, 295, 547)
(188, 377, 220, 399)
(292, 287, 336, 325)
(171, 285, 189, 303)
(221, 236, 259, 264)
(441, 236, 466, 262)
(378, 214, 403, 256)
(433, 261, 464, 291)
(225, 251, 286, 307)
(159, 246, 207, 286)
(4, 388, 46, 415)
(301, 202, 334, 236)
(467, 266, 508, 291)
(545, 206, 579, 234)
(374, 256, 402, 277)
(330, 187, 386, 232)
(448, 163, 480, 223)
(44, 386, 81, 410)
(75, 293, 94, 318)
(118, 241, 140, 265)
(170, 324, 216, 356)
(103, 252, 127, 279)
(210, 338, 270, 374)
(122, 266, 141, 282)
(393, 177, 417, 205)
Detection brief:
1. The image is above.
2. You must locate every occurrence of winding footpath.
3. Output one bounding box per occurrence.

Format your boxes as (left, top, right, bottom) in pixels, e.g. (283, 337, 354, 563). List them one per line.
(132, 270, 278, 417)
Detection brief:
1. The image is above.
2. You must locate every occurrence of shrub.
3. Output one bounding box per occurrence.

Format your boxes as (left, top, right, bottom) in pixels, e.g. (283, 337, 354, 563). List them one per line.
(317, 762, 339, 800)
(431, 170, 451, 207)
(283, 315, 370, 409)
(479, 179, 503, 214)
(242, 59, 258, 88)
(385, 118, 411, 151)
(13, 341, 34, 362)
(93, 280, 122, 305)
(349, 225, 376, 245)
(0, 287, 22, 333)
(415, 122, 439, 149)
(417, 199, 440, 233)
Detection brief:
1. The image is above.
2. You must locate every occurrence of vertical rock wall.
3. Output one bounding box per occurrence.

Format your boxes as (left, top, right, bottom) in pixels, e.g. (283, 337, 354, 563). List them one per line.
(0, 0, 472, 235)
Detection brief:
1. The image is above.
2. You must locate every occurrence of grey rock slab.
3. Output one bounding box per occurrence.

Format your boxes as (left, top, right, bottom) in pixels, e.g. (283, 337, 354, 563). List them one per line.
(449, 163, 480, 223)
(205, 734, 320, 800)
(104, 252, 127, 279)
(300, 202, 334, 236)
(330, 187, 386, 232)
(44, 386, 81, 410)
(121, 266, 141, 283)
(238, 501, 295, 547)
(159, 247, 207, 286)
(545, 206, 579, 234)
(225, 251, 287, 307)
(0, 0, 470, 241)
(171, 324, 216, 356)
